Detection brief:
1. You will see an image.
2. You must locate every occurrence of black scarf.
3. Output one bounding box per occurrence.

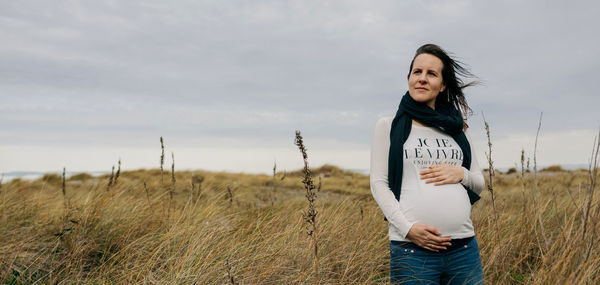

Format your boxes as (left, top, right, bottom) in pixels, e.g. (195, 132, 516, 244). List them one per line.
(388, 91, 480, 205)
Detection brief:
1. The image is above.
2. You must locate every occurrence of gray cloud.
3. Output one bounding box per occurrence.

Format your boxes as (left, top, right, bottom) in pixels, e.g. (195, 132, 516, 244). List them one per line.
(1, 0, 599, 171)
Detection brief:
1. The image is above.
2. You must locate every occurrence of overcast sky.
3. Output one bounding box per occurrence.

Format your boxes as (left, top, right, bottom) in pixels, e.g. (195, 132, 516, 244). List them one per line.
(1, 0, 599, 175)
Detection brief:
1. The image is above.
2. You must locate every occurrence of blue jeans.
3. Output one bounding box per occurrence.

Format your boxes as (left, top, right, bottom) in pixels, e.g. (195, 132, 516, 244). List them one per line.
(390, 236, 484, 284)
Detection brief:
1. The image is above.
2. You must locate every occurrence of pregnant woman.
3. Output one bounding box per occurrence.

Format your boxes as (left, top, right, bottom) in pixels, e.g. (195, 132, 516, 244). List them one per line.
(370, 44, 485, 284)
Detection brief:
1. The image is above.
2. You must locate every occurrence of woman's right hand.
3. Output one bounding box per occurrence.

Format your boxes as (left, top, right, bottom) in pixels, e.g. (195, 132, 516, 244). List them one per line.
(406, 223, 452, 252)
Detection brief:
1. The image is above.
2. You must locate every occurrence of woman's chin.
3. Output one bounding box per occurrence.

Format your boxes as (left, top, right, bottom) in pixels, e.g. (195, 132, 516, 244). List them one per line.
(410, 95, 436, 106)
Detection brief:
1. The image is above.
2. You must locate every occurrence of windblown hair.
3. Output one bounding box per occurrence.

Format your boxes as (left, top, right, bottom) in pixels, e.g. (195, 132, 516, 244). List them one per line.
(407, 44, 479, 120)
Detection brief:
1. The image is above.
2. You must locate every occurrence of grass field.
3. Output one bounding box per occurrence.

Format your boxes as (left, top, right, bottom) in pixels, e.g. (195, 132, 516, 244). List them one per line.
(1, 155, 599, 283)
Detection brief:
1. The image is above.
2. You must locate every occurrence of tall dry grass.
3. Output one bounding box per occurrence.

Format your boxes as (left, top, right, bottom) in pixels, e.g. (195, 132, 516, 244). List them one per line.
(0, 131, 599, 284)
(295, 130, 320, 284)
(0, 167, 385, 284)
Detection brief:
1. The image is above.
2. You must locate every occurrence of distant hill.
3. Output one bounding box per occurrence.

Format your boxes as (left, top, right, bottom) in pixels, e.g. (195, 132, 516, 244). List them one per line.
(1, 170, 109, 182)
(1, 163, 593, 182)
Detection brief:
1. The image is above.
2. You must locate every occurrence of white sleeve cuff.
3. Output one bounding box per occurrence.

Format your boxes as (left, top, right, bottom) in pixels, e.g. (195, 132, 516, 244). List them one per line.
(460, 166, 485, 195)
(402, 221, 417, 239)
(460, 166, 471, 188)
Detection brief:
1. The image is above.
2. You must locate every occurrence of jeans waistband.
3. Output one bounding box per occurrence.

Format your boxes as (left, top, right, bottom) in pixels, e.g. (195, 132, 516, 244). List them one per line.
(392, 236, 474, 253)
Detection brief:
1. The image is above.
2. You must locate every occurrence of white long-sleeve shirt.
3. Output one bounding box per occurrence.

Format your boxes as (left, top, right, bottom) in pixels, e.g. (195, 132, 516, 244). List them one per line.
(369, 116, 485, 241)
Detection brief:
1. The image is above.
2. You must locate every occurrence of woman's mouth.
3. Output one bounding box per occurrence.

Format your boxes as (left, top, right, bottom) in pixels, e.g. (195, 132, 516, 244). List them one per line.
(416, 87, 428, 91)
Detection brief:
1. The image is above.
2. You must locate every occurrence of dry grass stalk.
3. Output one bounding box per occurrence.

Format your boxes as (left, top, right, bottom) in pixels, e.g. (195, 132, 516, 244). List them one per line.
(169, 152, 176, 215)
(582, 132, 599, 234)
(143, 181, 150, 204)
(106, 159, 121, 191)
(62, 167, 68, 217)
(533, 112, 548, 252)
(482, 112, 500, 246)
(115, 158, 121, 185)
(272, 161, 286, 181)
(189, 180, 194, 204)
(360, 203, 364, 221)
(294, 130, 319, 284)
(192, 175, 204, 201)
(225, 258, 238, 285)
(317, 176, 322, 192)
(519, 149, 528, 215)
(272, 160, 278, 199)
(582, 130, 599, 263)
(226, 185, 234, 207)
(160, 136, 165, 187)
(270, 161, 288, 205)
(106, 165, 115, 191)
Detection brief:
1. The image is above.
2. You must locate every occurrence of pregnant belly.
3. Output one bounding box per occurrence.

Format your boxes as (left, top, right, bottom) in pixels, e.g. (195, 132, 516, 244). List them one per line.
(399, 184, 473, 236)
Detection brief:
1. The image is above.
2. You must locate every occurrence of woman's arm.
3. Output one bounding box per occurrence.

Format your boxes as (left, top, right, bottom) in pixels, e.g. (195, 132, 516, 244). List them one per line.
(373, 117, 456, 250)
(419, 129, 486, 194)
(460, 129, 485, 195)
(369, 117, 415, 238)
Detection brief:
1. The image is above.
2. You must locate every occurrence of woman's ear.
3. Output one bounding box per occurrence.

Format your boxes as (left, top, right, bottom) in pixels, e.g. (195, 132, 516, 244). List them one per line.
(440, 83, 446, 93)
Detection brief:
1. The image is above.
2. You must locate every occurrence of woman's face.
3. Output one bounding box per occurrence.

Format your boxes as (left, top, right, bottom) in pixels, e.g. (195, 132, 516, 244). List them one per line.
(408, 53, 446, 109)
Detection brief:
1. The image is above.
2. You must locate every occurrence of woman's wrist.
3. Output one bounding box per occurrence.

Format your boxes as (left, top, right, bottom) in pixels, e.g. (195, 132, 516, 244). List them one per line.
(460, 167, 469, 185)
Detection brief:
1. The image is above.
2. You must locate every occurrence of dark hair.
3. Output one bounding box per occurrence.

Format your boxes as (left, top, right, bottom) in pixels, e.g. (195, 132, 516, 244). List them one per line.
(408, 44, 478, 119)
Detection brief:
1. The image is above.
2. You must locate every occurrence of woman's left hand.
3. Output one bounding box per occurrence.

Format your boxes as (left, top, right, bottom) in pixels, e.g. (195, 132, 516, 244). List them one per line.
(419, 164, 464, 186)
